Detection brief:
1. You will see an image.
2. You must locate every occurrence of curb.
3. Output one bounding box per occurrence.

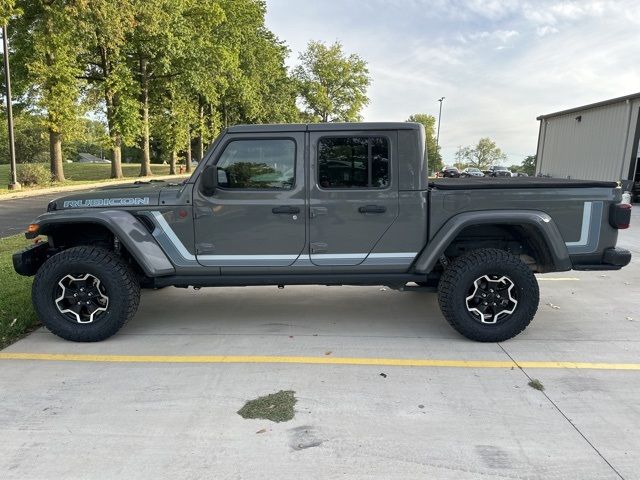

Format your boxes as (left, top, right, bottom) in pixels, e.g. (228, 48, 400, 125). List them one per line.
(0, 174, 190, 202)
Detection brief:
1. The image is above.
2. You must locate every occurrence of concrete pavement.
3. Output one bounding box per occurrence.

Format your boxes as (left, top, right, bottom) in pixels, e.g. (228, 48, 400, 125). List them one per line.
(0, 211, 638, 479)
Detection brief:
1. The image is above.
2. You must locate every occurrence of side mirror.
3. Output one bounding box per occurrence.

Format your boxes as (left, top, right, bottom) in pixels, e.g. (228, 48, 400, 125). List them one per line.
(201, 165, 218, 196)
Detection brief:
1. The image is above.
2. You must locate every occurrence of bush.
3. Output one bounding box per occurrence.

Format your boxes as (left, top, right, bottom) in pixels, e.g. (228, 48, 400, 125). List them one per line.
(17, 163, 51, 187)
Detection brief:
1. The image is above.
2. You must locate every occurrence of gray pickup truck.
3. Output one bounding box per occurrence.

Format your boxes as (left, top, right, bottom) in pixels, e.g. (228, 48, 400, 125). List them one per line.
(14, 122, 632, 343)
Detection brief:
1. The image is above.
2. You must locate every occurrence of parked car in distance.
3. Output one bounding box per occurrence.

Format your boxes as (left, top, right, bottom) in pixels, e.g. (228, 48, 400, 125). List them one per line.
(440, 166, 460, 178)
(460, 167, 484, 178)
(484, 165, 512, 177)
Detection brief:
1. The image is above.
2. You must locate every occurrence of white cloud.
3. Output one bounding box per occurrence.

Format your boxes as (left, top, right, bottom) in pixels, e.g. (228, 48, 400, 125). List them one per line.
(536, 25, 559, 36)
(266, 0, 640, 164)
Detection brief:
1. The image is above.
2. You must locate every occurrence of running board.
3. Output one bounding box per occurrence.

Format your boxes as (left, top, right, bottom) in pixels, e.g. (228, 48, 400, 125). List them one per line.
(152, 273, 426, 289)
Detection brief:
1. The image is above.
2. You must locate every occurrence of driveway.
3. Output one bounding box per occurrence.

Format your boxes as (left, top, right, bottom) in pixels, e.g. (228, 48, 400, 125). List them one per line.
(0, 210, 638, 479)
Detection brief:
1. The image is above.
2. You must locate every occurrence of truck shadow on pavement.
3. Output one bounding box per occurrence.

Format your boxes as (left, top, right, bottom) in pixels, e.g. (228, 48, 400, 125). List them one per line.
(121, 285, 457, 339)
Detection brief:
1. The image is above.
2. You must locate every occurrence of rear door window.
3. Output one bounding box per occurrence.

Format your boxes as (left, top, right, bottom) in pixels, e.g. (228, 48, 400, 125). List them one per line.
(318, 136, 389, 189)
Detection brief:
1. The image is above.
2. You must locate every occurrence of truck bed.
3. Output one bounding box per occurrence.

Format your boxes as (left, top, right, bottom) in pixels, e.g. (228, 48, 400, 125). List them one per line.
(430, 177, 618, 190)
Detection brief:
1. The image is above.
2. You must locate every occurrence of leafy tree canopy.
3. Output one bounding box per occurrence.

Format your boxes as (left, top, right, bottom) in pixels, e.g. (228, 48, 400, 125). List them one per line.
(294, 41, 370, 122)
(455, 137, 507, 170)
(407, 113, 442, 173)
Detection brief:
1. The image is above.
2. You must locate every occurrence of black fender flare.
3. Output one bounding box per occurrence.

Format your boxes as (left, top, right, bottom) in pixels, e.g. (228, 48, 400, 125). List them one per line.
(31, 210, 175, 277)
(412, 210, 572, 274)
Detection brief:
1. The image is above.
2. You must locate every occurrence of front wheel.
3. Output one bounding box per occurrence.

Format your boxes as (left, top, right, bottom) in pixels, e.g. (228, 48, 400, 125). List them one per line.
(437, 249, 539, 342)
(33, 246, 140, 342)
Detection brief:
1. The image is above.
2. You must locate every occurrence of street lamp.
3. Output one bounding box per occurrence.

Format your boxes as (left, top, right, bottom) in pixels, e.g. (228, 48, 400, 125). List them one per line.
(2, 23, 20, 190)
(436, 97, 445, 151)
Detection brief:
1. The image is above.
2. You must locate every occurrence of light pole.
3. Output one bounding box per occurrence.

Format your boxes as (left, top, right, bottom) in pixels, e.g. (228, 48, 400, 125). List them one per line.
(2, 23, 20, 190)
(436, 96, 445, 151)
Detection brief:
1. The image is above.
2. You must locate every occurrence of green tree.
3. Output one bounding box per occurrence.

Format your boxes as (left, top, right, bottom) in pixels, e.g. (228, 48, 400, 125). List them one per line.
(64, 118, 109, 162)
(521, 154, 536, 176)
(293, 41, 370, 122)
(128, 0, 229, 176)
(12, 0, 86, 181)
(455, 137, 507, 170)
(1, 110, 49, 164)
(0, 0, 20, 24)
(407, 114, 442, 173)
(79, 0, 139, 178)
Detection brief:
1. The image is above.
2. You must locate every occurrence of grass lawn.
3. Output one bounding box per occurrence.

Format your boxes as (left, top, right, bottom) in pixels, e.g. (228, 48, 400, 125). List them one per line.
(0, 163, 186, 196)
(0, 235, 39, 349)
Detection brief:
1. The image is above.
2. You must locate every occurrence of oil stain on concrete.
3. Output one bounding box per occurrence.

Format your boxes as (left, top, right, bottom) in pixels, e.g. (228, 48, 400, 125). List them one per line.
(288, 425, 324, 451)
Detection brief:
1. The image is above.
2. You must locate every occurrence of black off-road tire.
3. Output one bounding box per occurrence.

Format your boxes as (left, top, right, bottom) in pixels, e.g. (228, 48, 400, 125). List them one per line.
(437, 248, 539, 342)
(32, 246, 140, 342)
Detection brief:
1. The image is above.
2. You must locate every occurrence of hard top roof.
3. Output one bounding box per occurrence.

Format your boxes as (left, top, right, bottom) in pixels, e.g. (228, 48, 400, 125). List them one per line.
(227, 122, 422, 133)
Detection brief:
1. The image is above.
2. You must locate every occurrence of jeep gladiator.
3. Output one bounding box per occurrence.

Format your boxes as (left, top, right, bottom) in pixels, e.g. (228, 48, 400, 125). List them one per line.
(13, 122, 632, 342)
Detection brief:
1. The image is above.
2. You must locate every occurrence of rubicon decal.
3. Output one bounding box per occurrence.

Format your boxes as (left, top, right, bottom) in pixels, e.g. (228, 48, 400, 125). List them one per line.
(62, 197, 150, 208)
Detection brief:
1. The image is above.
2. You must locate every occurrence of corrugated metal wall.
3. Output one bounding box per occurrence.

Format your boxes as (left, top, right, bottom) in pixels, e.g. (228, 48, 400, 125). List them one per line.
(536, 98, 640, 182)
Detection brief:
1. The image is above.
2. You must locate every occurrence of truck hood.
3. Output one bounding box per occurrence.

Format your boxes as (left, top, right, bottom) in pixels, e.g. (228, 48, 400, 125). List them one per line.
(48, 180, 183, 211)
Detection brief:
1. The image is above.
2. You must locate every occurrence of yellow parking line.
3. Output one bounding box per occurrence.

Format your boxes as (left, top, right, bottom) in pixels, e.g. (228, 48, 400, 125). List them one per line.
(0, 352, 639, 370)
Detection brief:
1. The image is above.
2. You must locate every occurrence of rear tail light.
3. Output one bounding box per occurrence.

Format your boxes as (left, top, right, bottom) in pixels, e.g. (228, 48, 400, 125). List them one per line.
(609, 203, 632, 229)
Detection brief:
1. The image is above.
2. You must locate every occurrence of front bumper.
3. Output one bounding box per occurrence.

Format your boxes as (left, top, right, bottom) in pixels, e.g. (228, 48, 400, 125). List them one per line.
(13, 242, 50, 276)
(573, 247, 632, 271)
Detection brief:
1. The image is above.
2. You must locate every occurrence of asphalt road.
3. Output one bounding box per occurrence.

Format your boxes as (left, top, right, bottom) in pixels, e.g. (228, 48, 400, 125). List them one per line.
(0, 210, 638, 479)
(0, 192, 64, 237)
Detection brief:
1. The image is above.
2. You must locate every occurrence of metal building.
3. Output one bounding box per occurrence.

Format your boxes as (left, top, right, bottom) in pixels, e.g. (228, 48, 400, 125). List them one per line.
(536, 92, 640, 196)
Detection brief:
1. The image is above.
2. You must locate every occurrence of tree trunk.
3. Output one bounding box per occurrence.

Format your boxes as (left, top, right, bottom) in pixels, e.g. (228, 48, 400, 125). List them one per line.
(208, 103, 215, 143)
(106, 95, 123, 178)
(100, 46, 123, 179)
(170, 150, 177, 175)
(196, 97, 204, 161)
(139, 57, 152, 177)
(110, 136, 123, 179)
(185, 130, 192, 173)
(49, 129, 65, 182)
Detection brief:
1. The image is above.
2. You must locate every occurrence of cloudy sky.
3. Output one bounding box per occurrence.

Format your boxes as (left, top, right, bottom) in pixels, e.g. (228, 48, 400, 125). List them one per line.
(265, 0, 640, 165)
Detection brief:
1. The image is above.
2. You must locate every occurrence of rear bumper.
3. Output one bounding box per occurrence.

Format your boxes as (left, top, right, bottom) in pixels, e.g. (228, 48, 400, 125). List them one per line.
(572, 247, 632, 271)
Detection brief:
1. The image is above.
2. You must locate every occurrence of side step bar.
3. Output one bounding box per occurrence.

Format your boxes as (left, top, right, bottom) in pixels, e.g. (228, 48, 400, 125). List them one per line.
(153, 273, 427, 289)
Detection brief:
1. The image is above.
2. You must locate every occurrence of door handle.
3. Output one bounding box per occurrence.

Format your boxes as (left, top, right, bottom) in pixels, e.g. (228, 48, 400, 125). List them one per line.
(272, 206, 300, 214)
(358, 205, 386, 214)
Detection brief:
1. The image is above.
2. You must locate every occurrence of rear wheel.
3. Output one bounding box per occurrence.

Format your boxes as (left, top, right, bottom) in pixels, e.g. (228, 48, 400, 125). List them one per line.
(437, 248, 539, 342)
(33, 246, 140, 342)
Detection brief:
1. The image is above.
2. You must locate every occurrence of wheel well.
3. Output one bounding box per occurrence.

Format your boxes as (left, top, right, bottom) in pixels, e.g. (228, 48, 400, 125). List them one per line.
(442, 223, 556, 273)
(44, 223, 114, 250)
(41, 222, 148, 280)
